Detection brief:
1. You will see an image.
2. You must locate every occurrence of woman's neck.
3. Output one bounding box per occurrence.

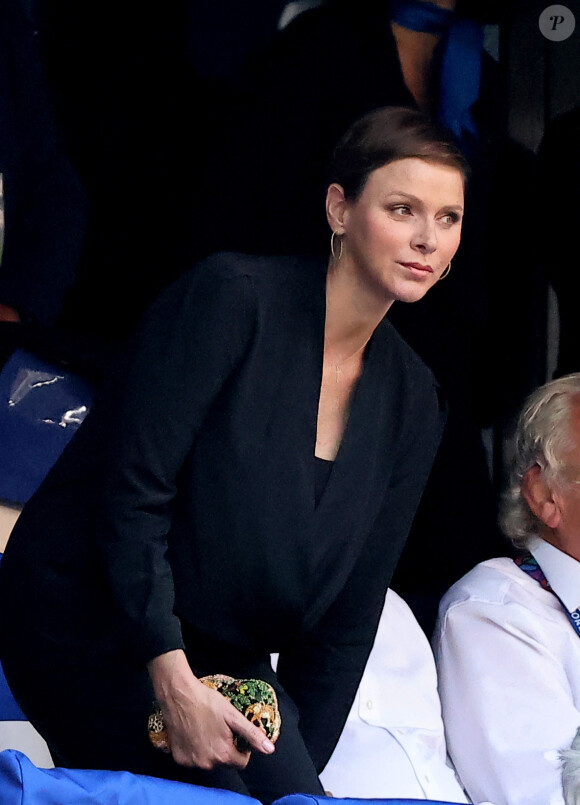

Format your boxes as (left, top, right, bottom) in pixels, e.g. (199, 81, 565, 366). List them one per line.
(324, 258, 393, 364)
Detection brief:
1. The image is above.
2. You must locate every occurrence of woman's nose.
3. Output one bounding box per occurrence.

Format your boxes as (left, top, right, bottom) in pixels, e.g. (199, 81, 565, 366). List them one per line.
(411, 218, 437, 254)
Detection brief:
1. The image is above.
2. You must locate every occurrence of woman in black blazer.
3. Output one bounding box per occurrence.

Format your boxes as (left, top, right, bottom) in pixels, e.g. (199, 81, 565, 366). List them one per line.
(0, 106, 466, 802)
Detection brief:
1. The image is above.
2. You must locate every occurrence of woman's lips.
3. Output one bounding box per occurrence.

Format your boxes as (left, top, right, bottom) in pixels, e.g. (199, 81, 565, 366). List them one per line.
(399, 261, 434, 274)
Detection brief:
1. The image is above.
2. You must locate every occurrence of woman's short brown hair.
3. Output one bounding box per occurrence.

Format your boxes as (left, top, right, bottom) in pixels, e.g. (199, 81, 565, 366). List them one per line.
(327, 106, 470, 200)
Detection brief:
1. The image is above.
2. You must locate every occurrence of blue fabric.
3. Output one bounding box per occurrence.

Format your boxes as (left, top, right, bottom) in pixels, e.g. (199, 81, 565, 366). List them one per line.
(0, 749, 263, 805)
(0, 554, 27, 721)
(0, 755, 467, 805)
(437, 17, 484, 157)
(0, 348, 94, 504)
(390, 0, 455, 35)
(388, 1, 485, 158)
(273, 795, 464, 805)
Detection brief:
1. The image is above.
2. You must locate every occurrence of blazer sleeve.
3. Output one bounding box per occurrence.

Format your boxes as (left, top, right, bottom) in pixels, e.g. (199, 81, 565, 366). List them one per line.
(277, 375, 446, 772)
(94, 257, 257, 663)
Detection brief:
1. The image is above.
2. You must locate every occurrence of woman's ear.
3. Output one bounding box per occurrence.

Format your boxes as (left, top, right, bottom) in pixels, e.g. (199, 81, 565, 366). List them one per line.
(521, 464, 562, 530)
(326, 183, 347, 234)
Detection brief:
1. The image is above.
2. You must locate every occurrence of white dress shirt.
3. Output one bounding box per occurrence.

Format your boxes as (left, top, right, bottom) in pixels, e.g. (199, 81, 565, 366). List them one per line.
(433, 540, 580, 805)
(319, 589, 472, 802)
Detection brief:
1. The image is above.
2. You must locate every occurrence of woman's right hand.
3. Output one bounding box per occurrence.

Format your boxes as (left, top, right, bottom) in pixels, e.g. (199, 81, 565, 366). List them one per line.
(147, 649, 276, 770)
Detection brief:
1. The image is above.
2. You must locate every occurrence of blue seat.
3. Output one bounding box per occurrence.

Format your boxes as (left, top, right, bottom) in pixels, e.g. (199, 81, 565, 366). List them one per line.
(0, 348, 94, 504)
(272, 795, 465, 805)
(0, 749, 264, 805)
(0, 751, 467, 805)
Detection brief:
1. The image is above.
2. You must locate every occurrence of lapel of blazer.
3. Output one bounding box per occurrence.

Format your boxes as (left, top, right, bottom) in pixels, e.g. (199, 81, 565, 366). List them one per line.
(304, 318, 405, 631)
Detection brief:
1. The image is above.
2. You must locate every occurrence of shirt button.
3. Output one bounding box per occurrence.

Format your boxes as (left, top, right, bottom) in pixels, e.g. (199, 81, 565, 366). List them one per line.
(366, 700, 373, 709)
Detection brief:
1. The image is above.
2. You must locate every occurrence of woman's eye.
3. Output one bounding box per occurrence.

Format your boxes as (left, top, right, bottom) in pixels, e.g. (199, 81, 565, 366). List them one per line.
(440, 212, 461, 226)
(390, 205, 412, 216)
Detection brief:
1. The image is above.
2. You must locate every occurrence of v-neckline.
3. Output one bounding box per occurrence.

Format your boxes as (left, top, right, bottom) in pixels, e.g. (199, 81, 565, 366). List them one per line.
(313, 454, 334, 509)
(312, 332, 373, 510)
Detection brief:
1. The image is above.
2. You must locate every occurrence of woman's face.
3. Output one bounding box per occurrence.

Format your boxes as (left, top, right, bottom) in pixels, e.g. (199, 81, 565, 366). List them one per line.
(329, 157, 464, 307)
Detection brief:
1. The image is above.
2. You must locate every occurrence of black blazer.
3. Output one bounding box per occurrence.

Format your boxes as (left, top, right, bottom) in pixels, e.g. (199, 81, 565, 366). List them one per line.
(0, 252, 445, 768)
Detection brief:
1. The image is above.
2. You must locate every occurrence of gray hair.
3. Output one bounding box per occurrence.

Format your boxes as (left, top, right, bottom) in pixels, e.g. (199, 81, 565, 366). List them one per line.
(500, 373, 580, 549)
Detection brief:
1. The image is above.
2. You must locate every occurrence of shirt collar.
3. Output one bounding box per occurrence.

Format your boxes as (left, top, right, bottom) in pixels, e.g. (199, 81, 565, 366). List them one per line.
(528, 535, 580, 613)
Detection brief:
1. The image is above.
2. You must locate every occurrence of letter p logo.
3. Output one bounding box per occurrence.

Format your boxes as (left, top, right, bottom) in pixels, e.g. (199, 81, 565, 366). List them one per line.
(540, 5, 575, 40)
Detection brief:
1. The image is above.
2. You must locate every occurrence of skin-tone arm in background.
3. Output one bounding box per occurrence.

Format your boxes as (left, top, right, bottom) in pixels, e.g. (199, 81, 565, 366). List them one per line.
(391, 0, 457, 112)
(0, 303, 20, 322)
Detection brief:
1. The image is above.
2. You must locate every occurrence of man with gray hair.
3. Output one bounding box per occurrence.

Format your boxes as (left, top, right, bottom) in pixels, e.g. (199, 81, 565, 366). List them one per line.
(433, 373, 580, 805)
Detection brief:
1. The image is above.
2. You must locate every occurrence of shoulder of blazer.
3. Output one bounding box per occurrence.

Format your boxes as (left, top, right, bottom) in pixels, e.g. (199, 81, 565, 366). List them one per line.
(186, 251, 328, 316)
(169, 251, 325, 303)
(191, 251, 326, 282)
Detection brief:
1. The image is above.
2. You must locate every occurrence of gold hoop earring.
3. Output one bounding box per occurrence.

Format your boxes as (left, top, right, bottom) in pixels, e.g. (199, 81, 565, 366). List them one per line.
(331, 231, 343, 262)
(440, 260, 451, 280)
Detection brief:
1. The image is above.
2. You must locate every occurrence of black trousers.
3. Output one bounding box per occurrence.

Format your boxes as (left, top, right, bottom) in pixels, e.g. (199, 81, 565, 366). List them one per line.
(0, 627, 324, 805)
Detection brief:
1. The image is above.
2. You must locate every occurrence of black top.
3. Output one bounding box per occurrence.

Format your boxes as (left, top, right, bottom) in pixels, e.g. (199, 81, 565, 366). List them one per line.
(314, 456, 333, 508)
(0, 251, 445, 770)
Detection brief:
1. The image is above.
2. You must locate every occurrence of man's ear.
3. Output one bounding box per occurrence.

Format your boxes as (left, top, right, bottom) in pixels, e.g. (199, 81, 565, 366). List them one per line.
(521, 464, 561, 530)
(326, 183, 347, 234)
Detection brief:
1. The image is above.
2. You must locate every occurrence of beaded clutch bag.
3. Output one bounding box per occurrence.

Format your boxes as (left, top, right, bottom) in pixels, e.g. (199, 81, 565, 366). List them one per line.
(148, 674, 281, 753)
